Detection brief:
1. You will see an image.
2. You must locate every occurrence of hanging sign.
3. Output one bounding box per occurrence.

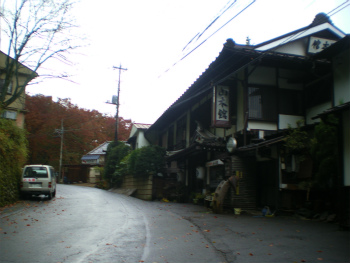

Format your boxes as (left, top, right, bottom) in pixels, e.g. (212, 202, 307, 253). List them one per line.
(212, 86, 230, 127)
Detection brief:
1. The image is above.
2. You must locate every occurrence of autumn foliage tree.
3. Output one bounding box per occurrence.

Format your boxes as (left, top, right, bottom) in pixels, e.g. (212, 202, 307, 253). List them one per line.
(25, 94, 131, 169)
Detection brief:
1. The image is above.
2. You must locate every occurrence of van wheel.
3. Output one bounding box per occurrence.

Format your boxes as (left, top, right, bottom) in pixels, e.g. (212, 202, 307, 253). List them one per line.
(53, 189, 56, 197)
(48, 191, 53, 200)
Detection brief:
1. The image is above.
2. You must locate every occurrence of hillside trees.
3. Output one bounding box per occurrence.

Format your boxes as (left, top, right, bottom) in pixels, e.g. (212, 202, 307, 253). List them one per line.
(25, 94, 131, 169)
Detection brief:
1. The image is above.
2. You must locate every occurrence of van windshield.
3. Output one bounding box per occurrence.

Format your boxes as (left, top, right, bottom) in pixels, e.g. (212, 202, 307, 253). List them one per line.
(24, 167, 48, 178)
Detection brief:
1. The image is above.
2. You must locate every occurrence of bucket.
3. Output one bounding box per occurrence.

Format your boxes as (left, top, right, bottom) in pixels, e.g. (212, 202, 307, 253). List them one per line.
(234, 208, 241, 215)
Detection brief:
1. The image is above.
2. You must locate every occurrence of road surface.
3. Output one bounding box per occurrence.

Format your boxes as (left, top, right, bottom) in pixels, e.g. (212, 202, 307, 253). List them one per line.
(0, 184, 225, 263)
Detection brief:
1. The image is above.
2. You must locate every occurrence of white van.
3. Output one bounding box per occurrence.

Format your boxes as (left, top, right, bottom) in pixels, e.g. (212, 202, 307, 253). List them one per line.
(20, 165, 57, 200)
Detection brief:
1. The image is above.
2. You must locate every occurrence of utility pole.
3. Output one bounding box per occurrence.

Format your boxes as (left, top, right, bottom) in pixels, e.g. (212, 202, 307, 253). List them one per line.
(112, 64, 127, 142)
(55, 119, 64, 182)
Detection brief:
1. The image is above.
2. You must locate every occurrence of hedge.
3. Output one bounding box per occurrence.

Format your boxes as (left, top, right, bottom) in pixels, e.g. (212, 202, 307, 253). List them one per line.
(0, 119, 28, 207)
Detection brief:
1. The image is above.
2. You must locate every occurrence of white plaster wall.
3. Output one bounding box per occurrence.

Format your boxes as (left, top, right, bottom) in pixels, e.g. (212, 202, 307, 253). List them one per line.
(129, 125, 138, 138)
(215, 128, 225, 137)
(136, 130, 150, 149)
(333, 49, 350, 105)
(305, 101, 332, 125)
(279, 115, 304, 129)
(273, 39, 308, 56)
(247, 121, 277, 131)
(237, 81, 245, 132)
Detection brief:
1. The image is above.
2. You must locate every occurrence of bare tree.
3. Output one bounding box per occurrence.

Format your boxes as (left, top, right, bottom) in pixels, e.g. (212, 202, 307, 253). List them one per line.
(0, 0, 81, 109)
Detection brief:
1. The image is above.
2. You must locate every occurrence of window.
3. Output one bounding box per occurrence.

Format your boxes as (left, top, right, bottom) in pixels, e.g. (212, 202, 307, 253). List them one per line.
(1, 110, 17, 120)
(24, 167, 48, 178)
(167, 125, 174, 150)
(248, 85, 277, 121)
(0, 79, 13, 94)
(175, 116, 186, 149)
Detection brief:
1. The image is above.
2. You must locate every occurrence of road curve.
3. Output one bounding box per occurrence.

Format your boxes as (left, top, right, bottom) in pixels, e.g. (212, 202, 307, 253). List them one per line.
(0, 184, 225, 263)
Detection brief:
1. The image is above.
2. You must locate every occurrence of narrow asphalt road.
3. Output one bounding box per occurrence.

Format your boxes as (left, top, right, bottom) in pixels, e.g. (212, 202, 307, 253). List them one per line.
(0, 184, 225, 263)
(1, 184, 349, 263)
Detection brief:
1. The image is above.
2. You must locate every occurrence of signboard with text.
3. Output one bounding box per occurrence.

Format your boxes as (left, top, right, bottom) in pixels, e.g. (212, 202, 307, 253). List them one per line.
(212, 86, 231, 128)
(308, 36, 336, 54)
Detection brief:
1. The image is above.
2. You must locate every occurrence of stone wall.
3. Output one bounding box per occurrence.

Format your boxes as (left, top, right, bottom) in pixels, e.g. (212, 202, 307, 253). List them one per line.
(121, 175, 153, 201)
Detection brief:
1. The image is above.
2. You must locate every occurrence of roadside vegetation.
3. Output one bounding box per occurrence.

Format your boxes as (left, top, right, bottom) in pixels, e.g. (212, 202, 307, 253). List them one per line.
(104, 144, 166, 188)
(0, 119, 27, 206)
(284, 115, 339, 202)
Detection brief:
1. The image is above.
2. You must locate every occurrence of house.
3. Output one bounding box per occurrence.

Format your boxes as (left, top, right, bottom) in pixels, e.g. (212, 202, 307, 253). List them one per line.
(80, 141, 111, 183)
(127, 123, 151, 150)
(0, 51, 38, 128)
(62, 141, 111, 184)
(312, 35, 350, 227)
(144, 13, 348, 212)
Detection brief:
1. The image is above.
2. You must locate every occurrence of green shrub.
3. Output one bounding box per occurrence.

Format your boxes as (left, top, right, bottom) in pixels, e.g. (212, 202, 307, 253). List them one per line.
(0, 119, 28, 207)
(104, 141, 131, 187)
(310, 115, 338, 188)
(112, 154, 130, 186)
(104, 144, 166, 187)
(128, 145, 166, 178)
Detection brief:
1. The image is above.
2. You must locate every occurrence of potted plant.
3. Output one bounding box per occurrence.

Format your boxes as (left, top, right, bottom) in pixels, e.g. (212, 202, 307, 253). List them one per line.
(193, 193, 204, 204)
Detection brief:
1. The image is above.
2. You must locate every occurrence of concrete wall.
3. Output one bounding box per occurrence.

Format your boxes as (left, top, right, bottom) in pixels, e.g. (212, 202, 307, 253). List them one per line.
(88, 166, 101, 183)
(121, 174, 153, 200)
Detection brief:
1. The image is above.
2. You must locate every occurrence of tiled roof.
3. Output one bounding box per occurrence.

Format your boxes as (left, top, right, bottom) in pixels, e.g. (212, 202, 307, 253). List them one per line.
(86, 141, 111, 155)
(312, 102, 350, 120)
(133, 123, 151, 129)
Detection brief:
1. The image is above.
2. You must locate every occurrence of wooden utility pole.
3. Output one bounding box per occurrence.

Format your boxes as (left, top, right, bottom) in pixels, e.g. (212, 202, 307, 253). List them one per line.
(113, 65, 127, 142)
(55, 119, 64, 182)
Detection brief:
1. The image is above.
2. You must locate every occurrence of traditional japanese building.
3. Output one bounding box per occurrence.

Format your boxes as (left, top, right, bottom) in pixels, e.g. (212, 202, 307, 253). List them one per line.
(144, 13, 348, 214)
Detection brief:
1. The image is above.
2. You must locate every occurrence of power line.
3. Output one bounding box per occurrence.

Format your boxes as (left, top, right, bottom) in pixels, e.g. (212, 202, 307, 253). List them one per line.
(165, 1, 349, 112)
(160, 0, 256, 77)
(182, 0, 237, 52)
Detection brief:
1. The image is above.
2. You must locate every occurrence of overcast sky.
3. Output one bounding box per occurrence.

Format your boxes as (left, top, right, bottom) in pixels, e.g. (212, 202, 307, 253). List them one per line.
(25, 0, 350, 125)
